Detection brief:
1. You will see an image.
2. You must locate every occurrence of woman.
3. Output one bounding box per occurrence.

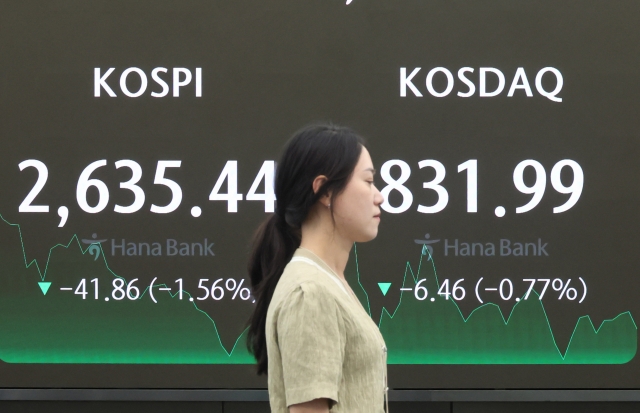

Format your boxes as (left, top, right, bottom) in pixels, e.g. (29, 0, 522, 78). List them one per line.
(247, 123, 388, 413)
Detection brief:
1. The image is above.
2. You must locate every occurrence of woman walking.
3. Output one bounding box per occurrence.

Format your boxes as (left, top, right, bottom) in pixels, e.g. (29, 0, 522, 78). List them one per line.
(247, 123, 388, 413)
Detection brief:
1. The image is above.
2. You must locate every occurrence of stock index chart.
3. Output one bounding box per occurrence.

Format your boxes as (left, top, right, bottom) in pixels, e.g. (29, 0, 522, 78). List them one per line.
(1, 0, 640, 390)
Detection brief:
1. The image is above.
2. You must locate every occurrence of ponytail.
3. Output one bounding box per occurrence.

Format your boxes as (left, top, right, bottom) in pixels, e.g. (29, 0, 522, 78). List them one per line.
(246, 122, 365, 375)
(247, 213, 300, 375)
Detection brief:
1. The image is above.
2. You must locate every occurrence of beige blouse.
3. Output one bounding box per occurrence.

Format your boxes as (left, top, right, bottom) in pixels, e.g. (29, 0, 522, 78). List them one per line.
(266, 247, 388, 412)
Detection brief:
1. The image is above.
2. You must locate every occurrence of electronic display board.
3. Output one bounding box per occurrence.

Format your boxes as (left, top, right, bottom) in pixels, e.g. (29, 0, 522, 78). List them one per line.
(0, 0, 639, 390)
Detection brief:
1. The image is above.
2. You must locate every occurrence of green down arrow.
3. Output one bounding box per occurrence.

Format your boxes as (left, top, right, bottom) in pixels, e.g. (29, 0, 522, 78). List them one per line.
(38, 282, 51, 295)
(378, 282, 391, 296)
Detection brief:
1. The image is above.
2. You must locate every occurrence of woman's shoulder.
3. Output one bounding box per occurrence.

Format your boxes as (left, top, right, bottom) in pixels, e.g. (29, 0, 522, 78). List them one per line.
(270, 252, 343, 307)
(268, 273, 339, 327)
(277, 259, 333, 297)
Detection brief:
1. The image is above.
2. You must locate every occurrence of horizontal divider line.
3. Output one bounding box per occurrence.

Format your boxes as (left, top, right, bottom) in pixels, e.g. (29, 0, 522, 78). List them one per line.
(2, 389, 640, 402)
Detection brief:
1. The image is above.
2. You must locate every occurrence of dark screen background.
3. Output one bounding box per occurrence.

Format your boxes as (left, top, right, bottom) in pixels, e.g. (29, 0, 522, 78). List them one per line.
(0, 0, 639, 389)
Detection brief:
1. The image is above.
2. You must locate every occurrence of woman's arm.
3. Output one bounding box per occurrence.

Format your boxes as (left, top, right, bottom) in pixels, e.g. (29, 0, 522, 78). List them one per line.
(289, 398, 331, 413)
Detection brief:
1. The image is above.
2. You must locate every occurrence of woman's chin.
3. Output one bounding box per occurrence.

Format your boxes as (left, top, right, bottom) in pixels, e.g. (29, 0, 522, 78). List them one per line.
(355, 229, 379, 243)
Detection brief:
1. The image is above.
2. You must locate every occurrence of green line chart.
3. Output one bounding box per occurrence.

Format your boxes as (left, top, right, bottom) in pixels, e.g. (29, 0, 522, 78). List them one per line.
(0, 213, 636, 364)
(348, 245, 637, 364)
(0, 213, 253, 364)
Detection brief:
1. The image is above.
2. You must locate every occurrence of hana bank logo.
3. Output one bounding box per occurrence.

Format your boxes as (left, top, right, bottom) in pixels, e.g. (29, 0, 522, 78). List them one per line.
(414, 233, 550, 258)
(82, 233, 107, 261)
(414, 233, 440, 261)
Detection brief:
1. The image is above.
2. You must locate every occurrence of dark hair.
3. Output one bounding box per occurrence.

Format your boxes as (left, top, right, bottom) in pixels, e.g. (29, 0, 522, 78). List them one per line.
(247, 122, 365, 375)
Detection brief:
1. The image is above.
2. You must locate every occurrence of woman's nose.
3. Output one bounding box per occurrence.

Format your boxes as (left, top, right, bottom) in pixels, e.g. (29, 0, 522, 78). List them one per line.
(373, 186, 384, 206)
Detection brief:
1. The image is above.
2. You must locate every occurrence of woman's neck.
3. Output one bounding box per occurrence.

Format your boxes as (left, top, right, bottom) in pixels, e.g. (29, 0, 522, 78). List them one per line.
(300, 212, 351, 280)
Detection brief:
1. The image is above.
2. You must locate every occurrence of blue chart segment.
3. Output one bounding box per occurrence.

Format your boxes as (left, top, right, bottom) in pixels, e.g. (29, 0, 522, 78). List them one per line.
(0, 213, 636, 364)
(348, 246, 637, 364)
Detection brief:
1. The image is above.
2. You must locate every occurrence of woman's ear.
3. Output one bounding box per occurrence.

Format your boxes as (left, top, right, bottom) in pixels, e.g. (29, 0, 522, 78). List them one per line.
(311, 175, 332, 207)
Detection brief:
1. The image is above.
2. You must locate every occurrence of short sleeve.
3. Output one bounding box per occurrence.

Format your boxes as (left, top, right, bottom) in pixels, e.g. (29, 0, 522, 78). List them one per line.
(276, 281, 346, 407)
